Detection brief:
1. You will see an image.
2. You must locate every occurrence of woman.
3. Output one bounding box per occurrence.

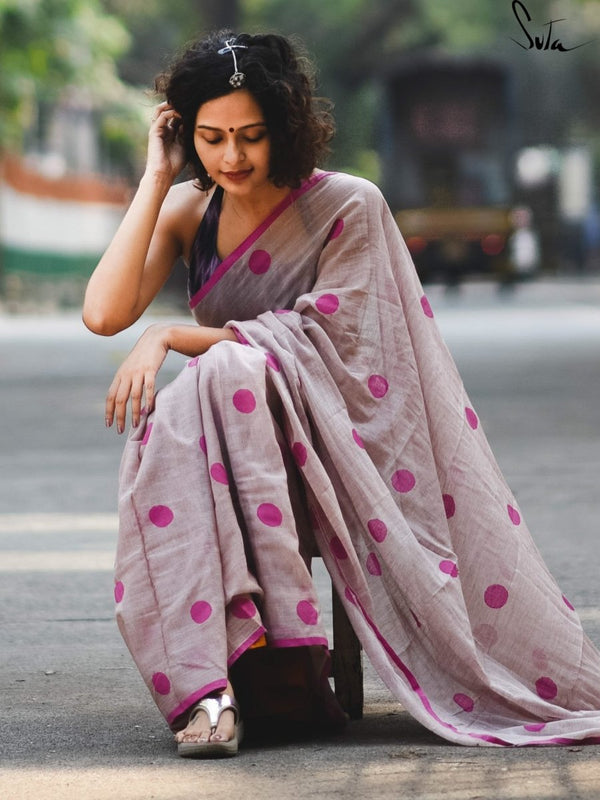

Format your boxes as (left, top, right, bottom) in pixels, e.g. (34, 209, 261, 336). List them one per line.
(84, 31, 600, 757)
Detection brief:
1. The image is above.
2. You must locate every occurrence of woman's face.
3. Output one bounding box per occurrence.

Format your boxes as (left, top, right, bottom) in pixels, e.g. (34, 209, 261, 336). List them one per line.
(194, 90, 272, 196)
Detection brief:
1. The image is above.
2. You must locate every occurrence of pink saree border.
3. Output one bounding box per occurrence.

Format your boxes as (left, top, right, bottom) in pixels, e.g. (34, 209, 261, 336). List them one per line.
(188, 171, 332, 309)
(227, 625, 268, 668)
(269, 636, 329, 649)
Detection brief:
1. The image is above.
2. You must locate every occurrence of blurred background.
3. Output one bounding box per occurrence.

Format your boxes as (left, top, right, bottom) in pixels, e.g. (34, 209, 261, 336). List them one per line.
(1, 0, 600, 308)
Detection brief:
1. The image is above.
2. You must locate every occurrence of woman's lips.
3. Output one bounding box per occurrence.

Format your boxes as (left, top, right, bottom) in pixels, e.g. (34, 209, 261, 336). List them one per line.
(222, 169, 252, 182)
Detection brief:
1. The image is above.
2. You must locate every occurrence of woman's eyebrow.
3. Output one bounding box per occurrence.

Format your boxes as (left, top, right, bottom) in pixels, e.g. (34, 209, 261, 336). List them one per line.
(196, 122, 266, 131)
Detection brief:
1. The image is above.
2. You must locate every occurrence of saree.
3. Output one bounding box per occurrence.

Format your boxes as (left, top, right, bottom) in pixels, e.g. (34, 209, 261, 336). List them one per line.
(116, 170, 600, 746)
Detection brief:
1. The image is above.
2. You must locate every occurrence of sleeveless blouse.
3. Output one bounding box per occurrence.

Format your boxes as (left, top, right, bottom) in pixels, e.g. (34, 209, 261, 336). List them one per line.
(188, 185, 224, 298)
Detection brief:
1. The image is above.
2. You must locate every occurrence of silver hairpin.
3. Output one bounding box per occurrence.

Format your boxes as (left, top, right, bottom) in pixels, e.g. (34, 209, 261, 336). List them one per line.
(218, 38, 248, 87)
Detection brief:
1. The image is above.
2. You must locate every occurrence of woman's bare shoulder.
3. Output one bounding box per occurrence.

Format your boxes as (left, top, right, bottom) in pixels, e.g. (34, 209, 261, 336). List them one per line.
(161, 179, 209, 221)
(159, 179, 211, 259)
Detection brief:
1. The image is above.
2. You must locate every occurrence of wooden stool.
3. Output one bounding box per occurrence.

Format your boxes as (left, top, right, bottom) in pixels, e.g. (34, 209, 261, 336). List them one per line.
(329, 579, 364, 720)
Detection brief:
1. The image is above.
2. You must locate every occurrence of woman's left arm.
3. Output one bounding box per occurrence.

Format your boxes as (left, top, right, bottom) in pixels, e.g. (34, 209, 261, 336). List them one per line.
(105, 323, 237, 433)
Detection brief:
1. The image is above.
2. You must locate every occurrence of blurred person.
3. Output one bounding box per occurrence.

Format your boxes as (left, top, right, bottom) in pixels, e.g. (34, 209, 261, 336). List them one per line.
(84, 31, 600, 757)
(509, 206, 540, 276)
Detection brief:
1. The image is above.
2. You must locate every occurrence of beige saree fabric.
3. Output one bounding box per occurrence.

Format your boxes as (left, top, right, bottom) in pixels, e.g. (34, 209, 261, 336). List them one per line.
(116, 171, 600, 745)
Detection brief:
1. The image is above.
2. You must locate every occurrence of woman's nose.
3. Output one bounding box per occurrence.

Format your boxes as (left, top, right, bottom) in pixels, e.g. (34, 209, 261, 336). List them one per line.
(223, 138, 244, 164)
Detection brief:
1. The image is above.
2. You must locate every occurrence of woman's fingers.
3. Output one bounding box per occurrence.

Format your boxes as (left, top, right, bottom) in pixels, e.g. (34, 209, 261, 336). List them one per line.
(113, 376, 133, 434)
(147, 103, 185, 177)
(151, 103, 181, 133)
(143, 372, 156, 417)
(105, 375, 121, 430)
(105, 371, 158, 433)
(129, 373, 145, 430)
(104, 325, 168, 433)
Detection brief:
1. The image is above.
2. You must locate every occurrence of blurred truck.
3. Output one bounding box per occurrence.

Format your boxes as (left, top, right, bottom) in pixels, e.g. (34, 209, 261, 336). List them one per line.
(380, 56, 517, 285)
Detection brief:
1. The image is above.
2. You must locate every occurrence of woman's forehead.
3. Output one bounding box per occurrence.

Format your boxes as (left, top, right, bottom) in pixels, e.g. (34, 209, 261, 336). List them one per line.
(195, 90, 264, 129)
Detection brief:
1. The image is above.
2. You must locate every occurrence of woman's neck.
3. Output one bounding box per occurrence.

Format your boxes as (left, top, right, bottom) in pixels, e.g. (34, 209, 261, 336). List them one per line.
(222, 182, 292, 224)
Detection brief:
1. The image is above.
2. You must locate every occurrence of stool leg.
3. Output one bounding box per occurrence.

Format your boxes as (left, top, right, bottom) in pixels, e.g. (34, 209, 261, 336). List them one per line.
(331, 586, 363, 719)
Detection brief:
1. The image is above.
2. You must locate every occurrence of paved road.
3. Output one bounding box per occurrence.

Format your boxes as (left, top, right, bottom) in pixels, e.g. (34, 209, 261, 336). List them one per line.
(1, 278, 600, 799)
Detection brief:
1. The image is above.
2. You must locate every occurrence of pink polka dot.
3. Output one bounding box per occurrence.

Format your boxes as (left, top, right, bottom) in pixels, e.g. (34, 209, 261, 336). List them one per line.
(535, 676, 558, 701)
(149, 505, 174, 527)
(292, 442, 307, 467)
(563, 594, 575, 611)
(366, 552, 382, 576)
(248, 249, 271, 274)
(453, 693, 474, 712)
(367, 518, 388, 543)
(524, 722, 547, 732)
(443, 494, 456, 519)
(330, 536, 348, 560)
(421, 295, 434, 318)
(152, 672, 171, 695)
(352, 428, 365, 448)
(439, 560, 459, 578)
(231, 597, 257, 619)
(187, 356, 200, 367)
(368, 374, 389, 399)
(190, 600, 212, 624)
(257, 502, 283, 527)
(210, 462, 229, 485)
(233, 389, 256, 413)
(391, 469, 416, 493)
(344, 586, 357, 605)
(410, 609, 422, 628)
(532, 648, 548, 670)
(114, 581, 124, 604)
(199, 435, 207, 454)
(484, 584, 509, 609)
(507, 504, 521, 525)
(265, 352, 280, 371)
(297, 600, 318, 625)
(326, 218, 344, 241)
(315, 294, 339, 315)
(465, 407, 479, 430)
(474, 623, 498, 649)
(141, 423, 153, 446)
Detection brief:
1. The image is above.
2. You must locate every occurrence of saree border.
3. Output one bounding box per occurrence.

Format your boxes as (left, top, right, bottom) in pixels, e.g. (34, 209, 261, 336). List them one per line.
(188, 171, 332, 309)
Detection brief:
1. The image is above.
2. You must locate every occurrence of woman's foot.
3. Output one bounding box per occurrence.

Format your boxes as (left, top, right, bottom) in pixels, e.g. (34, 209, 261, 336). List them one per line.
(175, 681, 238, 746)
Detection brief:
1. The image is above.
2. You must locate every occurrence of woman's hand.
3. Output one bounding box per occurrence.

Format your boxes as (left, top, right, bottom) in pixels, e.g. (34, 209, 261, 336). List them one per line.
(105, 323, 239, 433)
(105, 324, 170, 434)
(145, 101, 187, 184)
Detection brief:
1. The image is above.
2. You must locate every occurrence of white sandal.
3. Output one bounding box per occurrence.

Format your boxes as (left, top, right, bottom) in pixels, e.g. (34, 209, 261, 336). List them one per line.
(177, 694, 243, 758)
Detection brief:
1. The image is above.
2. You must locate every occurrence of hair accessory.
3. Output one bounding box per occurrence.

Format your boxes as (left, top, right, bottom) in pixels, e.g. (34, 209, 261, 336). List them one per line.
(218, 38, 248, 88)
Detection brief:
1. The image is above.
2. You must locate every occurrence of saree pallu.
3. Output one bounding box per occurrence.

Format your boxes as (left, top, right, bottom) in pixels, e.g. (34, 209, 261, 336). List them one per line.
(116, 171, 600, 745)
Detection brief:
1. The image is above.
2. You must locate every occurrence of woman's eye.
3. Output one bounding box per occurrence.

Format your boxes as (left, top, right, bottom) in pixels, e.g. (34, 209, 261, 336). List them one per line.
(203, 138, 222, 145)
(245, 133, 266, 143)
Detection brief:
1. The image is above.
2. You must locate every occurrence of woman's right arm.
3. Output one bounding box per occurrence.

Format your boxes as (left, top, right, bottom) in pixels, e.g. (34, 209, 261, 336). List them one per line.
(82, 103, 186, 336)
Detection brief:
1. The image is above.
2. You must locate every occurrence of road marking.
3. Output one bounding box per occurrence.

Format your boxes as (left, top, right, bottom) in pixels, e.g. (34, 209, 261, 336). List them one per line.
(0, 550, 115, 572)
(0, 513, 118, 534)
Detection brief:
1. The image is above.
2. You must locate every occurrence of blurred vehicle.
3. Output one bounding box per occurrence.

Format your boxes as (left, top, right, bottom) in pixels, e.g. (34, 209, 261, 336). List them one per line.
(380, 56, 517, 285)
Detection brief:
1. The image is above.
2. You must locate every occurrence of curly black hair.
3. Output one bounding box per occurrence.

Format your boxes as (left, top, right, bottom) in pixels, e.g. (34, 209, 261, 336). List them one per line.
(155, 31, 335, 190)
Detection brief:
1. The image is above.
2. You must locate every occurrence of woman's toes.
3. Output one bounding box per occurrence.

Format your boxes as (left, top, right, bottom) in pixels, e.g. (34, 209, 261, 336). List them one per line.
(209, 710, 235, 742)
(175, 710, 213, 744)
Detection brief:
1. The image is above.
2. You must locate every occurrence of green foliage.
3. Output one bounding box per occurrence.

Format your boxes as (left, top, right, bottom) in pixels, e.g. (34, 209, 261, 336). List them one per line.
(0, 0, 130, 150)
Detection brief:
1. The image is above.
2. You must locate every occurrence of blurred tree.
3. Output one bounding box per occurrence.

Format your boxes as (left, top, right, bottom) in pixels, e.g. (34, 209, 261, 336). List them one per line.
(0, 0, 131, 153)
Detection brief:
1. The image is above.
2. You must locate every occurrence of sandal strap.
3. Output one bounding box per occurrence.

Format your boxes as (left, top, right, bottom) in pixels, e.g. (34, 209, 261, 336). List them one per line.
(188, 694, 240, 731)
